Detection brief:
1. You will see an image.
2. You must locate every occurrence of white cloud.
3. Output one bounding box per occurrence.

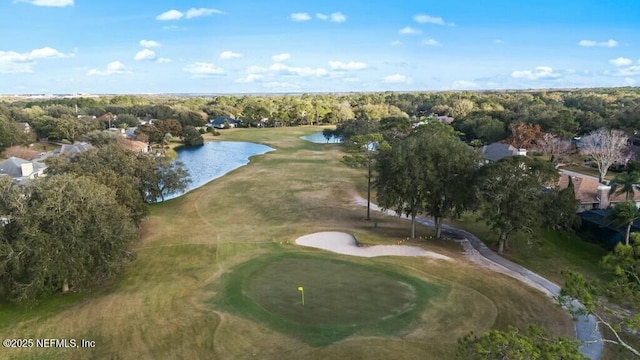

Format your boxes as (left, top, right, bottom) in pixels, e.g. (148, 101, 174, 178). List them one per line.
(624, 77, 637, 86)
(609, 57, 633, 67)
(271, 53, 291, 62)
(220, 51, 242, 60)
(0, 47, 72, 73)
(16, 0, 73, 7)
(183, 62, 224, 77)
(314, 11, 346, 23)
(422, 39, 441, 46)
(382, 74, 410, 83)
(269, 63, 329, 77)
(156, 58, 172, 63)
(140, 40, 160, 48)
(247, 65, 268, 74)
(330, 12, 346, 23)
(343, 77, 361, 83)
(578, 39, 618, 48)
(391, 40, 403, 46)
(606, 66, 640, 77)
(399, 26, 421, 35)
(413, 14, 453, 26)
(185, 8, 226, 19)
(86, 61, 130, 76)
(511, 66, 561, 80)
(235, 74, 264, 83)
(157, 10, 183, 21)
(494, 39, 504, 44)
(452, 80, 478, 89)
(134, 49, 156, 61)
(328, 61, 368, 70)
(158, 8, 225, 21)
(290, 12, 311, 21)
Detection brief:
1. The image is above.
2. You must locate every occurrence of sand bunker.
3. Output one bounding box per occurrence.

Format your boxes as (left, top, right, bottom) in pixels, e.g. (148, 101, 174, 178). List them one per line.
(295, 231, 451, 260)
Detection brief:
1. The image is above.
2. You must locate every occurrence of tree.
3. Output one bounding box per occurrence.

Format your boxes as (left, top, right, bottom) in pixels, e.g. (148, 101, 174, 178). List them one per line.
(609, 171, 640, 200)
(542, 178, 580, 231)
(81, 130, 123, 147)
(182, 126, 204, 147)
(580, 129, 629, 183)
(601, 240, 640, 306)
(0, 175, 137, 303)
(375, 135, 425, 238)
(476, 157, 558, 253)
(416, 129, 480, 239)
(537, 133, 572, 162)
(342, 133, 387, 220)
(506, 123, 543, 149)
(561, 268, 640, 358)
(456, 325, 586, 360)
(0, 116, 30, 151)
(149, 160, 192, 202)
(606, 201, 640, 246)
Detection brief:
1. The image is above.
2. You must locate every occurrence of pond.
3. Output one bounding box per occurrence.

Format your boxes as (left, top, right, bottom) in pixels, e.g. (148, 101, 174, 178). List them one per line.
(166, 141, 275, 200)
(301, 131, 342, 144)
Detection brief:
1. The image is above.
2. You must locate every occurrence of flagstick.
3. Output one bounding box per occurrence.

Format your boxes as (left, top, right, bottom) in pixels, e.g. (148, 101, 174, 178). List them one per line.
(298, 286, 304, 306)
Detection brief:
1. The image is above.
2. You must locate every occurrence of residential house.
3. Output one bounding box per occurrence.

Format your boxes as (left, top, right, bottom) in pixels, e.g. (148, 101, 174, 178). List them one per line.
(480, 143, 527, 163)
(0, 157, 47, 184)
(557, 174, 640, 212)
(208, 116, 240, 129)
(54, 142, 93, 156)
(122, 139, 150, 153)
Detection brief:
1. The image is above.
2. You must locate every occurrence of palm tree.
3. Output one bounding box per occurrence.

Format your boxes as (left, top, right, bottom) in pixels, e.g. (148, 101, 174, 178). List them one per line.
(606, 201, 640, 245)
(609, 171, 640, 200)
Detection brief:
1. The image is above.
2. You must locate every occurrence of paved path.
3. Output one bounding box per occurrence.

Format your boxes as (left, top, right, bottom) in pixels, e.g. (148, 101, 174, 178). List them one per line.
(352, 196, 603, 360)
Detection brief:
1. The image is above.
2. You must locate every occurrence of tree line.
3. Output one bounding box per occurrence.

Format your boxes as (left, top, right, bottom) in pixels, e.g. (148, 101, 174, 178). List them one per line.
(0, 142, 190, 304)
(2, 88, 640, 149)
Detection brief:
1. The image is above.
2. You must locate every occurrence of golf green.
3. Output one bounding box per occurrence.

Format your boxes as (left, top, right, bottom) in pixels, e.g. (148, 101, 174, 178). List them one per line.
(217, 254, 445, 345)
(247, 257, 416, 326)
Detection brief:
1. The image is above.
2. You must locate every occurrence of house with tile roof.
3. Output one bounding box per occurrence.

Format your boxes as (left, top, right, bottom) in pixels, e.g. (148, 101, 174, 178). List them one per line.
(557, 174, 640, 212)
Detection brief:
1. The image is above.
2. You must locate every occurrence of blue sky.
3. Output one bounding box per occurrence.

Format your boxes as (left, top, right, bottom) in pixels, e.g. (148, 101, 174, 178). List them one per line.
(1, 0, 640, 94)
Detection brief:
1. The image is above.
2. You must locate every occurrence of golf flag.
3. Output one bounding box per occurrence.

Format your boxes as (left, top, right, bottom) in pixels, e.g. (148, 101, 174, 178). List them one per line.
(298, 286, 304, 291)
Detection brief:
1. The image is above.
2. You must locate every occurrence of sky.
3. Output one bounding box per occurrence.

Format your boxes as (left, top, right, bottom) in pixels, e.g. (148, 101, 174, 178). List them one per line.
(1, 0, 640, 94)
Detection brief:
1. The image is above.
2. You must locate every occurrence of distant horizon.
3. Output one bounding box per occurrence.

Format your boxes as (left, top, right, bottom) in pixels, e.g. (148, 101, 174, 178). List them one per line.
(2, 85, 639, 99)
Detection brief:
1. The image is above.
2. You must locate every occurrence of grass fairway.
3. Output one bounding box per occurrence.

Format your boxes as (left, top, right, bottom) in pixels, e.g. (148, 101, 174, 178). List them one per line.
(0, 126, 575, 360)
(217, 253, 445, 346)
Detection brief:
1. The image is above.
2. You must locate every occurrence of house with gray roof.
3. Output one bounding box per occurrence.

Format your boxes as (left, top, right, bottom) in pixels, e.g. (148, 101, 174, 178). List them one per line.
(54, 142, 93, 156)
(0, 157, 47, 184)
(480, 143, 527, 163)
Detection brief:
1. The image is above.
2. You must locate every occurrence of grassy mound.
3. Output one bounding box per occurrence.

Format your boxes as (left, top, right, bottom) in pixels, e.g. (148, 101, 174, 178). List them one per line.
(216, 253, 445, 346)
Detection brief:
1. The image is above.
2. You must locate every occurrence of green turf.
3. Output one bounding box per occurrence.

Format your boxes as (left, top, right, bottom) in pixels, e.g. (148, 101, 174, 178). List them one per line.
(215, 253, 446, 346)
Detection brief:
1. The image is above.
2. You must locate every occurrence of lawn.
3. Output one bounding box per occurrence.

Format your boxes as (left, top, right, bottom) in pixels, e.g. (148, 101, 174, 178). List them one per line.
(447, 213, 610, 285)
(0, 126, 575, 359)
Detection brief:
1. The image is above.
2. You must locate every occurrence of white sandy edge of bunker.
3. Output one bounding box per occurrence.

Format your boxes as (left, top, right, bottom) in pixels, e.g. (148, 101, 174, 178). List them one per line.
(295, 231, 452, 260)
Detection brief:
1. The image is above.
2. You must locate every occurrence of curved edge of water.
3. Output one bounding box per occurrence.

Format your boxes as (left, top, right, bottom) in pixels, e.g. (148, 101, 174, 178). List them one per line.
(163, 142, 275, 201)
